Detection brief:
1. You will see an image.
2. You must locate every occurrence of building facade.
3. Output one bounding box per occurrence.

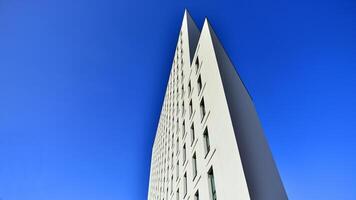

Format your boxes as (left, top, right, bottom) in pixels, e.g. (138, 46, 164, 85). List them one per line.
(148, 10, 287, 200)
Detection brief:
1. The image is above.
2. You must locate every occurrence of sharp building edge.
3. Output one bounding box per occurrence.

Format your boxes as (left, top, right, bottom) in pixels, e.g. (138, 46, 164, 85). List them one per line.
(148, 10, 287, 200)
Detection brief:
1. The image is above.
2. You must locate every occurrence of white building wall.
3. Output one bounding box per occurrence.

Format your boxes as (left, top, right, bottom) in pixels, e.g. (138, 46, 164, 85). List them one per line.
(148, 10, 287, 200)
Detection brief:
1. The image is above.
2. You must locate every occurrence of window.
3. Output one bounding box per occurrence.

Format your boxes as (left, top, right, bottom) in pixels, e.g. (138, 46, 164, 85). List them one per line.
(188, 81, 192, 95)
(195, 56, 200, 73)
(208, 167, 217, 200)
(176, 161, 179, 180)
(182, 101, 185, 116)
(200, 98, 206, 121)
(194, 190, 199, 200)
(190, 123, 195, 146)
(181, 85, 184, 98)
(183, 172, 187, 197)
(171, 153, 174, 168)
(183, 143, 186, 164)
(203, 128, 210, 157)
(189, 100, 193, 118)
(170, 175, 173, 191)
(192, 152, 197, 179)
(176, 137, 179, 155)
(176, 189, 179, 200)
(197, 75, 202, 94)
(182, 120, 185, 136)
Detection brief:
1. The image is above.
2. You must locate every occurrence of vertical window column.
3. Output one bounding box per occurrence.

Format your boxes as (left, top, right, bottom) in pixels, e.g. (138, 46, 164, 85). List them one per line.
(203, 128, 210, 157)
(200, 98, 206, 121)
(190, 123, 195, 146)
(192, 152, 197, 180)
(208, 167, 217, 200)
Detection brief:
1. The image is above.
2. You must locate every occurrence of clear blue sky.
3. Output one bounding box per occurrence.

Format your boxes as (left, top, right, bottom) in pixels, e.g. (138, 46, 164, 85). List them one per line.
(0, 0, 355, 199)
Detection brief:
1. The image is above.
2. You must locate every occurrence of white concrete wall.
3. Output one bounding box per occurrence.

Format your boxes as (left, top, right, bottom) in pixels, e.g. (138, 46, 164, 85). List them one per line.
(148, 11, 287, 200)
(207, 20, 288, 200)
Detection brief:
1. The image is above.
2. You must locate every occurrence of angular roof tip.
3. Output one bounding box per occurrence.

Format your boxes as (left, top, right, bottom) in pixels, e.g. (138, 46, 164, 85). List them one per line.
(203, 17, 211, 28)
(183, 9, 194, 22)
(184, 8, 190, 16)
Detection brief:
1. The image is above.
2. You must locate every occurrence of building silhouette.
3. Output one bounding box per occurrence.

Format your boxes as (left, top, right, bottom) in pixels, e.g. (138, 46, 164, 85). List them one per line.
(148, 10, 287, 200)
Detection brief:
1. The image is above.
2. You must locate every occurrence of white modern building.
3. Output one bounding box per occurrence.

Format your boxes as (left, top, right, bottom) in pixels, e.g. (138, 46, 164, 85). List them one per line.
(148, 10, 287, 200)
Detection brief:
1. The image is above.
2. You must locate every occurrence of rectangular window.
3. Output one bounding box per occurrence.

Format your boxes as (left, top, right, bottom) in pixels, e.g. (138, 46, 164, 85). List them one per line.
(203, 127, 210, 157)
(182, 120, 185, 136)
(176, 137, 179, 155)
(195, 56, 200, 73)
(183, 172, 187, 197)
(171, 153, 174, 168)
(171, 175, 173, 192)
(194, 190, 199, 200)
(183, 143, 186, 164)
(188, 81, 192, 95)
(208, 167, 217, 200)
(192, 152, 197, 179)
(182, 85, 184, 98)
(200, 98, 206, 121)
(182, 101, 185, 116)
(190, 123, 195, 146)
(197, 75, 202, 94)
(176, 189, 179, 200)
(189, 100, 193, 118)
(176, 161, 179, 180)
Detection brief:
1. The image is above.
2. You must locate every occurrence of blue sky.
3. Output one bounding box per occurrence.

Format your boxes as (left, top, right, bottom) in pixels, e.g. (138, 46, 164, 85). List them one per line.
(0, 0, 355, 199)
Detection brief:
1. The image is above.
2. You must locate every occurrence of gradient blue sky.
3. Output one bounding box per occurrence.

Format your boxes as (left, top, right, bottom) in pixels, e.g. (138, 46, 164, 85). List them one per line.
(0, 0, 355, 199)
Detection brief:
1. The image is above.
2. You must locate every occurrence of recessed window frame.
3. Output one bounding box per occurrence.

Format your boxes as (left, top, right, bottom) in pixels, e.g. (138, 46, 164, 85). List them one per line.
(200, 98, 206, 122)
(203, 127, 211, 157)
(192, 152, 197, 180)
(189, 100, 193, 118)
(197, 75, 202, 95)
(208, 167, 217, 200)
(190, 123, 195, 146)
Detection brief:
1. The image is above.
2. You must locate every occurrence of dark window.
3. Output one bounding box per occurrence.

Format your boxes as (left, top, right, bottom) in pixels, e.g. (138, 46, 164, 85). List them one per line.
(176, 161, 179, 180)
(189, 100, 193, 118)
(195, 56, 200, 73)
(194, 190, 199, 200)
(183, 172, 187, 197)
(203, 127, 210, 157)
(182, 101, 185, 116)
(182, 85, 184, 97)
(197, 75, 202, 94)
(183, 143, 186, 163)
(192, 152, 197, 179)
(200, 98, 206, 121)
(182, 120, 186, 136)
(208, 167, 217, 200)
(171, 175, 173, 193)
(188, 81, 192, 95)
(190, 123, 195, 146)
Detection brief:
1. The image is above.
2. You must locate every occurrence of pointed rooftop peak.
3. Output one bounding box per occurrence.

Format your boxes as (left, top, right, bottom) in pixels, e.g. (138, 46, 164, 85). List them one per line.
(183, 8, 189, 17)
(203, 17, 209, 25)
(200, 17, 214, 41)
(182, 9, 196, 28)
(179, 9, 200, 64)
(202, 17, 213, 32)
